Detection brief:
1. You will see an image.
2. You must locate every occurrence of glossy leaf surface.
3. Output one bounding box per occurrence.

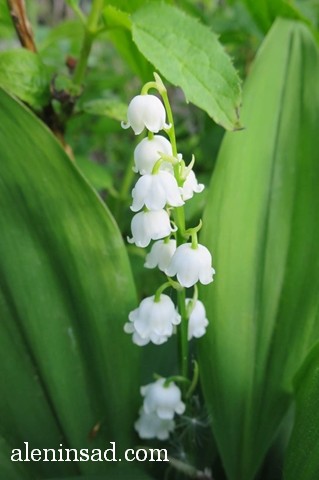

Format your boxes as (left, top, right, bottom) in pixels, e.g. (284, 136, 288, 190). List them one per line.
(199, 18, 319, 480)
(132, 3, 241, 130)
(0, 88, 139, 476)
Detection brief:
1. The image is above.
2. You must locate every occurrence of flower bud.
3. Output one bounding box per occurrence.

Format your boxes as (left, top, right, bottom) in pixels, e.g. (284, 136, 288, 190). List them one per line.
(166, 243, 215, 288)
(134, 408, 175, 440)
(124, 294, 181, 346)
(144, 239, 176, 272)
(134, 135, 173, 175)
(127, 210, 175, 248)
(141, 378, 185, 420)
(121, 94, 169, 135)
(131, 171, 184, 212)
(186, 299, 209, 340)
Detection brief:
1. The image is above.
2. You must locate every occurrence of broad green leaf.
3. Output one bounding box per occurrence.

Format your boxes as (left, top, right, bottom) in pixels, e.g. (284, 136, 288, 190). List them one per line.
(199, 19, 319, 480)
(0, 88, 140, 476)
(132, 3, 241, 130)
(50, 463, 155, 479)
(81, 98, 128, 121)
(0, 436, 33, 480)
(284, 342, 319, 480)
(0, 288, 77, 478)
(0, 50, 49, 108)
(242, 0, 315, 33)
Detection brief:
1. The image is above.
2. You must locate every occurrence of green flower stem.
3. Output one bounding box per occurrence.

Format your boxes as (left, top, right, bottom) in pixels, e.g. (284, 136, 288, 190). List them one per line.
(177, 286, 189, 381)
(72, 0, 104, 87)
(141, 82, 158, 94)
(174, 207, 186, 238)
(186, 361, 199, 399)
(164, 376, 191, 388)
(161, 90, 178, 158)
(191, 231, 198, 249)
(158, 82, 191, 382)
(154, 281, 173, 302)
(141, 74, 191, 383)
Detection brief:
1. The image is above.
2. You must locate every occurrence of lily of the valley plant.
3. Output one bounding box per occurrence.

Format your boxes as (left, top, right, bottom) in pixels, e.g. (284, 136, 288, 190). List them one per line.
(122, 74, 215, 445)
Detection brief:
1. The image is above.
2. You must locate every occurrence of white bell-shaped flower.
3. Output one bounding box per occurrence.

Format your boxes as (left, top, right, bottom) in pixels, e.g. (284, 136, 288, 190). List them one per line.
(124, 294, 181, 346)
(186, 299, 209, 340)
(182, 170, 205, 201)
(134, 135, 173, 175)
(131, 171, 184, 212)
(134, 408, 175, 440)
(128, 210, 175, 248)
(121, 94, 169, 135)
(141, 378, 185, 420)
(144, 239, 176, 272)
(166, 243, 215, 288)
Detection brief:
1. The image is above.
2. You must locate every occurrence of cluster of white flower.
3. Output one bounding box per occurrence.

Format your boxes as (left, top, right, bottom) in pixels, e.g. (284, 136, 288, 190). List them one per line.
(122, 92, 215, 344)
(134, 378, 185, 440)
(121, 80, 215, 441)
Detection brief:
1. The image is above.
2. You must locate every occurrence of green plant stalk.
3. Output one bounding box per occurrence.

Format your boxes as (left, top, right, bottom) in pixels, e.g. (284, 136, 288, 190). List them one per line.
(161, 89, 189, 382)
(72, 0, 104, 87)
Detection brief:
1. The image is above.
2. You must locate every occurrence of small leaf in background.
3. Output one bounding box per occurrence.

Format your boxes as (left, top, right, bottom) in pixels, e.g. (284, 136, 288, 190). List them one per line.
(102, 3, 153, 82)
(199, 18, 319, 480)
(75, 155, 117, 195)
(241, 0, 317, 35)
(283, 342, 319, 480)
(38, 20, 84, 70)
(132, 3, 242, 130)
(0, 49, 49, 108)
(81, 98, 128, 121)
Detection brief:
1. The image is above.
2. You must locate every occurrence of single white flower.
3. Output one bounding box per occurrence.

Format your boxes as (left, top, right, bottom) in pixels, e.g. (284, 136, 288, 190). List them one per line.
(186, 299, 209, 340)
(144, 239, 176, 272)
(134, 408, 175, 440)
(127, 210, 175, 248)
(124, 294, 181, 346)
(134, 135, 173, 175)
(141, 378, 185, 420)
(121, 94, 169, 135)
(131, 171, 184, 212)
(182, 170, 204, 201)
(166, 243, 215, 288)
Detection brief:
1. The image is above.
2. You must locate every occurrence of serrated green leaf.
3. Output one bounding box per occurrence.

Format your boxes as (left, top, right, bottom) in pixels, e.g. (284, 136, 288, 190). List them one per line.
(103, 5, 132, 30)
(199, 18, 319, 480)
(0, 88, 140, 476)
(0, 50, 49, 108)
(132, 3, 241, 130)
(283, 341, 319, 480)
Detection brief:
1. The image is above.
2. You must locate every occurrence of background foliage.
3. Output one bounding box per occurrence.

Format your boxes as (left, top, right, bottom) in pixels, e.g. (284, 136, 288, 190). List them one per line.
(0, 0, 319, 479)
